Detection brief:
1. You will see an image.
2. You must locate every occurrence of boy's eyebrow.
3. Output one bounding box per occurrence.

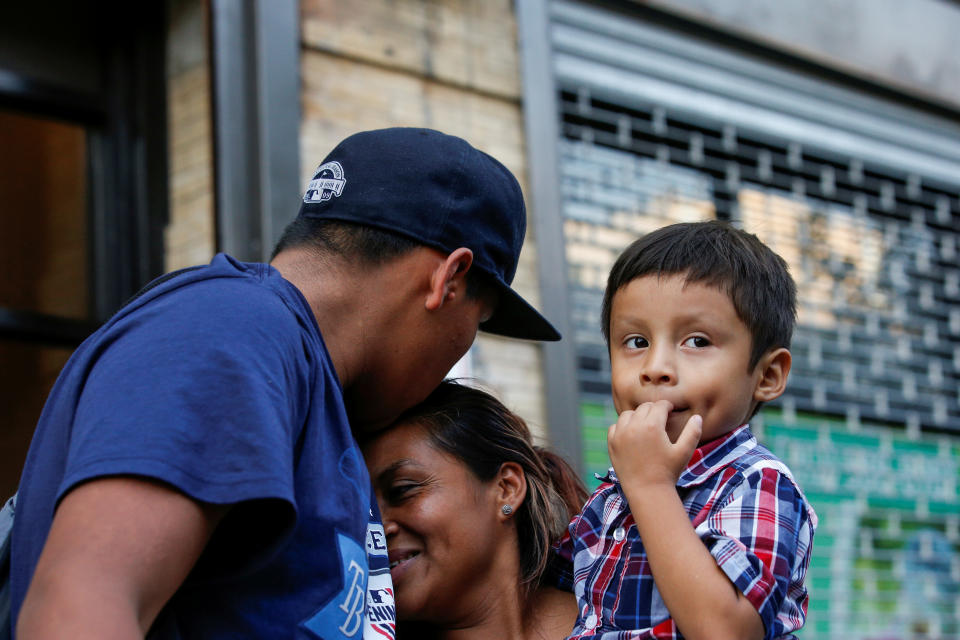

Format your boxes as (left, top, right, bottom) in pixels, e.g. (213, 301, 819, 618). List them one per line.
(610, 310, 645, 326)
(613, 306, 727, 328)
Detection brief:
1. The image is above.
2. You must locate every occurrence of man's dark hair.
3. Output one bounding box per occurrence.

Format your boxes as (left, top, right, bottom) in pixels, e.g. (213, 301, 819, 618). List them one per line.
(271, 217, 493, 299)
(601, 221, 797, 369)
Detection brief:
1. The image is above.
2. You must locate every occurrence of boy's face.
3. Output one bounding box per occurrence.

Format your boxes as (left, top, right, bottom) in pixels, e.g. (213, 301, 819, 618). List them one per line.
(608, 274, 767, 444)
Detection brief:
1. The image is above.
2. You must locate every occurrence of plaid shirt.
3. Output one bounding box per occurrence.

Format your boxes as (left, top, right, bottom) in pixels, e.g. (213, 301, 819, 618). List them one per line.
(552, 425, 817, 640)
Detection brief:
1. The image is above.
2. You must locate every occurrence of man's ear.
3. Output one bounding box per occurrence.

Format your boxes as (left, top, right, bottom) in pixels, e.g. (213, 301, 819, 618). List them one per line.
(425, 247, 474, 311)
(494, 462, 527, 521)
(754, 347, 792, 403)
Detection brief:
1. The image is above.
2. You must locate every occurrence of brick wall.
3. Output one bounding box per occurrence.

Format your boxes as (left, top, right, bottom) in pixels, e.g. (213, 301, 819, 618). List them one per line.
(300, 0, 550, 438)
(165, 0, 215, 271)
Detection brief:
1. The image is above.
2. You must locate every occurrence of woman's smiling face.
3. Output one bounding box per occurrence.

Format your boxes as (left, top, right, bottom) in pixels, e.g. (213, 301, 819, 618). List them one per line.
(363, 419, 503, 624)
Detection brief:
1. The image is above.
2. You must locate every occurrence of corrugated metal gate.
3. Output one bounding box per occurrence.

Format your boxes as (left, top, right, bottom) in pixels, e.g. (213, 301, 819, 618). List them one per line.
(525, 1, 960, 636)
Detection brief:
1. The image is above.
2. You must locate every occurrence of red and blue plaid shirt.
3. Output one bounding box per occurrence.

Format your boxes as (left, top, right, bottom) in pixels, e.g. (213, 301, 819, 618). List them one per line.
(551, 424, 817, 640)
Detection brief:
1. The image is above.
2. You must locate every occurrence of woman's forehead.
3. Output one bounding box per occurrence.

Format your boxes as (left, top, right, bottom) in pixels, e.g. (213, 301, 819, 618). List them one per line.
(364, 420, 441, 472)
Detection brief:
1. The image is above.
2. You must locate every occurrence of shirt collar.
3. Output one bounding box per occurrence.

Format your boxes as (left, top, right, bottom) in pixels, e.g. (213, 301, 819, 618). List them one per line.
(599, 424, 758, 489)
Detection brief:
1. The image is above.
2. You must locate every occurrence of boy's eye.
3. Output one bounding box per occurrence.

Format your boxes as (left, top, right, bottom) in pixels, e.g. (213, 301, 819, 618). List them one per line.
(625, 336, 648, 349)
(683, 336, 710, 348)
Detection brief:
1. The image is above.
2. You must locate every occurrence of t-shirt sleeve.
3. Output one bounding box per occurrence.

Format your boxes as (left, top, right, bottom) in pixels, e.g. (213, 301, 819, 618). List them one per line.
(60, 277, 309, 513)
(695, 466, 815, 639)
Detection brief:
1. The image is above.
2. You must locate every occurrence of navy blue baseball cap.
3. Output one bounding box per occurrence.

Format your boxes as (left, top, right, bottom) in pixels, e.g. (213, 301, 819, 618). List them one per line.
(298, 127, 560, 341)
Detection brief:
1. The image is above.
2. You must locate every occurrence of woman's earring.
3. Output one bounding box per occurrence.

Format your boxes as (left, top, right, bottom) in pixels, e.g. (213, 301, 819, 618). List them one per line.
(501, 504, 513, 516)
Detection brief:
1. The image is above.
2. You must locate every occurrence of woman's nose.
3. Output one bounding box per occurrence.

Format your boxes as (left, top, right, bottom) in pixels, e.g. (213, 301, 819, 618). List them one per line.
(382, 514, 399, 536)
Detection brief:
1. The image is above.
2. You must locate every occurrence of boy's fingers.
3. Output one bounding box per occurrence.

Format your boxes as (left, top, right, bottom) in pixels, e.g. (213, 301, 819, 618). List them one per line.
(613, 401, 675, 442)
(638, 400, 672, 416)
(629, 400, 670, 424)
(643, 401, 672, 437)
(608, 409, 632, 441)
(676, 414, 703, 455)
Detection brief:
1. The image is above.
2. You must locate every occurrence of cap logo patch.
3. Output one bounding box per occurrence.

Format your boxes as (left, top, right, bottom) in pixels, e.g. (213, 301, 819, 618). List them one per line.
(304, 161, 346, 203)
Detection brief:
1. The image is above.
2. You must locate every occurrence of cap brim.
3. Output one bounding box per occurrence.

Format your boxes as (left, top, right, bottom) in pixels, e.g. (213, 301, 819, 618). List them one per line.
(479, 283, 561, 341)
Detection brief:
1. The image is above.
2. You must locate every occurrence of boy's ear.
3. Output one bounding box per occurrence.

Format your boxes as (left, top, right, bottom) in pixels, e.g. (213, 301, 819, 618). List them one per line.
(494, 461, 527, 521)
(754, 347, 792, 403)
(425, 247, 473, 311)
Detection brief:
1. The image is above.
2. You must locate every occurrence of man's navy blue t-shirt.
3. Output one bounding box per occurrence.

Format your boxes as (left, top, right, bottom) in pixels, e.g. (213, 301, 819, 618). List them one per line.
(11, 254, 392, 639)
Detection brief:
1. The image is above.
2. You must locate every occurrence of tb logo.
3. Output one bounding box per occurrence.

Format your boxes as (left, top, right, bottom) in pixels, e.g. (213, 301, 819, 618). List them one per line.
(302, 533, 368, 639)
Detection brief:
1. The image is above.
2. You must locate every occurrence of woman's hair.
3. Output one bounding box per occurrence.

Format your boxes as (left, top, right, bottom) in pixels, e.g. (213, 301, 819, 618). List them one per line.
(393, 379, 588, 591)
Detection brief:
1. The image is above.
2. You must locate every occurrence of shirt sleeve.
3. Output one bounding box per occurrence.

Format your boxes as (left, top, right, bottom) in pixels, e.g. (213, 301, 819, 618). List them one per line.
(548, 530, 577, 592)
(61, 276, 310, 511)
(547, 482, 614, 595)
(695, 466, 815, 639)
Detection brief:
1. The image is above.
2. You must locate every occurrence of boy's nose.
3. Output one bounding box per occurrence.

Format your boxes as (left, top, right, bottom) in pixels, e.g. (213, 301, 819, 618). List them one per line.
(640, 346, 676, 384)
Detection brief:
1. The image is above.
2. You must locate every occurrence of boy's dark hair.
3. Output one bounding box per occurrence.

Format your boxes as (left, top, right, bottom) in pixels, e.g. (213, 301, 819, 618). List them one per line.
(601, 221, 797, 369)
(271, 217, 493, 299)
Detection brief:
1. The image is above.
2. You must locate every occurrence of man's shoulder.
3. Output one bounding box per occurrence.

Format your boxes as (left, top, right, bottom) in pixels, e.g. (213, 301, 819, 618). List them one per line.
(116, 256, 310, 334)
(136, 256, 279, 305)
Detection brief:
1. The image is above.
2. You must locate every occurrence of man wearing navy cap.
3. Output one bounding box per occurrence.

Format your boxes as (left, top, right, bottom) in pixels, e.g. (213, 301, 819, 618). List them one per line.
(12, 128, 559, 639)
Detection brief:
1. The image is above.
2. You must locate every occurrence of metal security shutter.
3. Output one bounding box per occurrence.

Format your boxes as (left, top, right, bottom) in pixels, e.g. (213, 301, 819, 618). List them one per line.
(520, 3, 960, 635)
(544, 0, 960, 454)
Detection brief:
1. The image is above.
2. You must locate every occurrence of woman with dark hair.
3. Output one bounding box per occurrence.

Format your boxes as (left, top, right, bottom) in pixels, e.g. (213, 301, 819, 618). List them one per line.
(362, 380, 588, 639)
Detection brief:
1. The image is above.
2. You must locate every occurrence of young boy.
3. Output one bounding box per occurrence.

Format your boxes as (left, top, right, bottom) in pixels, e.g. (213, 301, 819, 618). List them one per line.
(553, 221, 817, 640)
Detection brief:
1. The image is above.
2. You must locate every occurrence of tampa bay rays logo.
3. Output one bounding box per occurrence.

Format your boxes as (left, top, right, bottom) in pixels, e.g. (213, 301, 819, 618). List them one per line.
(304, 161, 346, 203)
(302, 533, 368, 639)
(301, 526, 397, 640)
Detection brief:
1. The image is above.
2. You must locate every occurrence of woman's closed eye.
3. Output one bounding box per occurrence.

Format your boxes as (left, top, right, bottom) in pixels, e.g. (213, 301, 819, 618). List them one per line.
(385, 481, 425, 504)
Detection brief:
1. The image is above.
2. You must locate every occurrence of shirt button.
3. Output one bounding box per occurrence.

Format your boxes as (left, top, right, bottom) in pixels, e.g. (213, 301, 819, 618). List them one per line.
(613, 526, 626, 541)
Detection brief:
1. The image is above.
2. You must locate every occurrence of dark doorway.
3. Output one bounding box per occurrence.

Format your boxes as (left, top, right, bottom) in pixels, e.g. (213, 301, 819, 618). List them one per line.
(0, 2, 168, 497)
